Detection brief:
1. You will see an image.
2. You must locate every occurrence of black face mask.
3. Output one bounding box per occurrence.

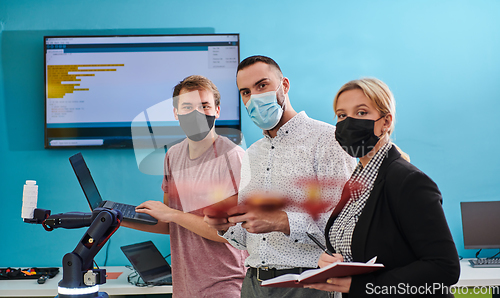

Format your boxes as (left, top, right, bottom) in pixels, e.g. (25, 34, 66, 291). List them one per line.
(335, 117, 383, 158)
(177, 110, 216, 142)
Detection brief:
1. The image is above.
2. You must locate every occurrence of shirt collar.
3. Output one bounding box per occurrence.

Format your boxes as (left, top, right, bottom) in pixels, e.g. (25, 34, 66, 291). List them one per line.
(350, 142, 393, 187)
(263, 111, 308, 139)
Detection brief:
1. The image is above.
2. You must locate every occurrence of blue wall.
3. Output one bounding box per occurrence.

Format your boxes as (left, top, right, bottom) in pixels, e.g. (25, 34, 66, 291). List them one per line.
(1, 0, 500, 267)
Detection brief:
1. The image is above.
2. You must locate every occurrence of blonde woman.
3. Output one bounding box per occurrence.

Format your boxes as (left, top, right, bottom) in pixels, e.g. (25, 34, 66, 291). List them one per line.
(305, 78, 460, 297)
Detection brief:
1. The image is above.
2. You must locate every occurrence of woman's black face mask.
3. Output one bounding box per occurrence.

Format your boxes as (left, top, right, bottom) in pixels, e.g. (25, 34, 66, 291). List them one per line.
(335, 116, 383, 158)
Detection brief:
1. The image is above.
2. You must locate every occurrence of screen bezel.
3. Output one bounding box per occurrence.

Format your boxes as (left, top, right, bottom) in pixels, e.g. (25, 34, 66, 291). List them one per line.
(44, 33, 241, 149)
(461, 201, 500, 249)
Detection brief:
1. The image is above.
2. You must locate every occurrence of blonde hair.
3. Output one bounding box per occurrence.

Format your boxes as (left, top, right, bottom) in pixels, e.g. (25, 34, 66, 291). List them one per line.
(333, 78, 410, 162)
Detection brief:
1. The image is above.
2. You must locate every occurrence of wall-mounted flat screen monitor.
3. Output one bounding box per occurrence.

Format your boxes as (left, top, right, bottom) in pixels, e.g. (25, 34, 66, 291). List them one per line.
(461, 201, 500, 249)
(44, 33, 240, 149)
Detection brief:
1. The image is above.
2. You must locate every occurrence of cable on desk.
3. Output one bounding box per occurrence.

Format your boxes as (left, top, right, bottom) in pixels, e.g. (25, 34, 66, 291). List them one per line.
(127, 268, 148, 287)
(125, 267, 171, 287)
(126, 268, 155, 287)
(475, 248, 500, 259)
(489, 250, 500, 259)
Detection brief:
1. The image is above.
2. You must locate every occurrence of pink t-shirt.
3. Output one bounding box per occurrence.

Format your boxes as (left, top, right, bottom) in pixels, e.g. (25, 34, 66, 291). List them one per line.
(162, 136, 248, 297)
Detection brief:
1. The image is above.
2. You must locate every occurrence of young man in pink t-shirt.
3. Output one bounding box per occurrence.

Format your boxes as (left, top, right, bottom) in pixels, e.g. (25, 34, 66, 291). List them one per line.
(123, 75, 247, 297)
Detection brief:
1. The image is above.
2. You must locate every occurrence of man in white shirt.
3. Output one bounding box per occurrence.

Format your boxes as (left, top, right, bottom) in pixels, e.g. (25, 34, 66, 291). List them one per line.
(205, 56, 356, 297)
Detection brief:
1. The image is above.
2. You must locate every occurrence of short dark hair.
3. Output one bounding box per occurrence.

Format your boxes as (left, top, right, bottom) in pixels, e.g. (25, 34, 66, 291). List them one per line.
(172, 75, 221, 108)
(237, 55, 283, 78)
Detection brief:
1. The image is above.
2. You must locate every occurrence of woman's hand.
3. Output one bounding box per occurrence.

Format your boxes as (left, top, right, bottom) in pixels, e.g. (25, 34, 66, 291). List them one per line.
(304, 276, 352, 293)
(303, 253, 351, 293)
(318, 252, 344, 268)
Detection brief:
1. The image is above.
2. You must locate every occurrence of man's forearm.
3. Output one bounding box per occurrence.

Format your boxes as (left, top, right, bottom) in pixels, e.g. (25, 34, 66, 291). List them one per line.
(172, 212, 228, 243)
(121, 220, 170, 234)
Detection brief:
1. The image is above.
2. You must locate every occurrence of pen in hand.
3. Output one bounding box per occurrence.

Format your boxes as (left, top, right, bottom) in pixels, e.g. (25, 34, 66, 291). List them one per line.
(306, 232, 334, 257)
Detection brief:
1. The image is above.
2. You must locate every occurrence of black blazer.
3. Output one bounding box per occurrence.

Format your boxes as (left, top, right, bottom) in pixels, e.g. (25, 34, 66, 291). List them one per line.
(325, 146, 460, 297)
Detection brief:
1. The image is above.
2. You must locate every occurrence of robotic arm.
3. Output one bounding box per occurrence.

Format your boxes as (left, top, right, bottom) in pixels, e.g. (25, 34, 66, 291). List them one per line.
(26, 207, 122, 298)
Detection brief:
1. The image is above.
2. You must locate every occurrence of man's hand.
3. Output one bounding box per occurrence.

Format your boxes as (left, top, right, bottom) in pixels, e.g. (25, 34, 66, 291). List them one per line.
(226, 204, 290, 235)
(203, 214, 237, 233)
(202, 195, 238, 219)
(135, 200, 181, 223)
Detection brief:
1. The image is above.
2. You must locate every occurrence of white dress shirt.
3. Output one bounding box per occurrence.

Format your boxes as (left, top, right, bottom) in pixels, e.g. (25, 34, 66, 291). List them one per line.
(223, 111, 356, 269)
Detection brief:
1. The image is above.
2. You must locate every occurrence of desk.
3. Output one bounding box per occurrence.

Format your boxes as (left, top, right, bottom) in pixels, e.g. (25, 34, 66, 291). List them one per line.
(0, 266, 172, 298)
(452, 260, 500, 297)
(2, 261, 500, 297)
(455, 259, 500, 287)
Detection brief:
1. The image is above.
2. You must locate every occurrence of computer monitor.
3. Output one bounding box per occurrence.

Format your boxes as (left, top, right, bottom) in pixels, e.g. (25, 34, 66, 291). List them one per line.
(44, 33, 240, 149)
(460, 201, 500, 249)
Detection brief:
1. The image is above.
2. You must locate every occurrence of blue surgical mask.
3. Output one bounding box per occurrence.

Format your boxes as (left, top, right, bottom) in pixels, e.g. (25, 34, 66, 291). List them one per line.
(245, 82, 284, 130)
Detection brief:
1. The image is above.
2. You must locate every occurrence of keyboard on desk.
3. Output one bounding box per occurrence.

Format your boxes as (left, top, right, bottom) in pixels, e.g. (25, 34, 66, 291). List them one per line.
(469, 258, 500, 268)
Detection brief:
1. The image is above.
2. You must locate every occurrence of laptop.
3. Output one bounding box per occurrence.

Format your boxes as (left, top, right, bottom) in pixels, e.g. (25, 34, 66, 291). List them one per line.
(120, 241, 172, 285)
(69, 152, 158, 225)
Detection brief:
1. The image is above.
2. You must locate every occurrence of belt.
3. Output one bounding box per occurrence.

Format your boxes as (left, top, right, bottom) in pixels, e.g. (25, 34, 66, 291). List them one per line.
(248, 267, 313, 281)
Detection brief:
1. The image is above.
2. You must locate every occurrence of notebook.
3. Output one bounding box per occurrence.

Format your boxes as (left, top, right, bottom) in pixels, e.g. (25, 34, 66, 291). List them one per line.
(69, 152, 157, 225)
(121, 241, 172, 284)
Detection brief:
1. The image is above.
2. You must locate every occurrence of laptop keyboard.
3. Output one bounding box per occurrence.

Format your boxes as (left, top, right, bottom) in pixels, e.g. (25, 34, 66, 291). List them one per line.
(114, 203, 136, 218)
